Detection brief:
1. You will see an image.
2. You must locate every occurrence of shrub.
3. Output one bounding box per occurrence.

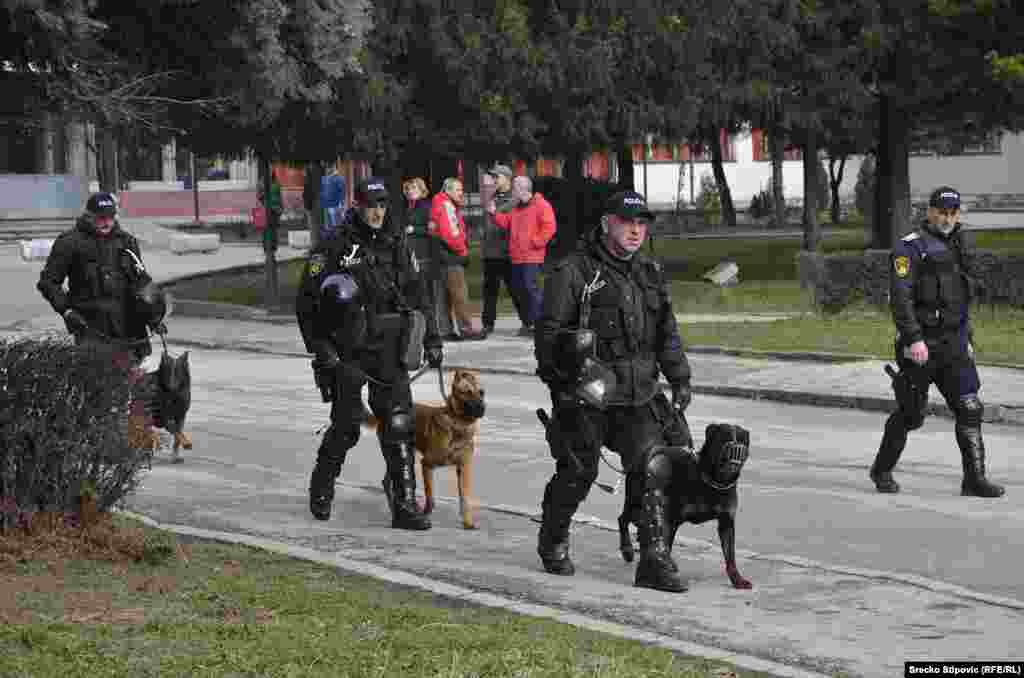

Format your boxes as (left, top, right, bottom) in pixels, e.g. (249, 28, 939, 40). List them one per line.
(854, 156, 875, 222)
(0, 338, 154, 530)
(749, 187, 774, 220)
(697, 173, 721, 213)
(814, 158, 830, 212)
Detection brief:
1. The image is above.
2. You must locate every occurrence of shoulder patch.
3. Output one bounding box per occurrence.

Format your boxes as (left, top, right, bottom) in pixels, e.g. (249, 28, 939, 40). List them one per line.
(307, 253, 326, 276)
(893, 255, 910, 278)
(901, 232, 920, 242)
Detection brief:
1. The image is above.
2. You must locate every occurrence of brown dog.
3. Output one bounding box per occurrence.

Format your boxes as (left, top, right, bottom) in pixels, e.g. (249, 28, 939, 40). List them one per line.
(367, 368, 486, 529)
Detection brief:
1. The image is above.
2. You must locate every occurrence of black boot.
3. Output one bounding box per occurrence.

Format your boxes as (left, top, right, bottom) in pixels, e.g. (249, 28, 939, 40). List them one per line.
(309, 430, 348, 521)
(634, 490, 687, 593)
(870, 413, 907, 493)
(957, 425, 1005, 498)
(537, 484, 575, 575)
(382, 441, 432, 530)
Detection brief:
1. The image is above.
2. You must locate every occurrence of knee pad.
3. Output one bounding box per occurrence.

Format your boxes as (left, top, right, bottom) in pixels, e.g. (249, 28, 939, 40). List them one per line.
(955, 394, 983, 428)
(643, 446, 680, 492)
(322, 424, 358, 461)
(380, 406, 415, 443)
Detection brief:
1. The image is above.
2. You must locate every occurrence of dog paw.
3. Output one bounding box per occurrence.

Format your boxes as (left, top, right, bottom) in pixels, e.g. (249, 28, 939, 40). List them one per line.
(727, 568, 752, 589)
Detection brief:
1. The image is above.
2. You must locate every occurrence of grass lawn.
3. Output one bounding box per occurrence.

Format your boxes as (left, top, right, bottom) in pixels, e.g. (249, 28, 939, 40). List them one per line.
(0, 515, 756, 678)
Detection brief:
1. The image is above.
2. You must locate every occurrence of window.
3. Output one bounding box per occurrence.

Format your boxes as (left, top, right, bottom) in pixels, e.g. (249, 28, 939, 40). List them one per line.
(536, 157, 561, 177)
(689, 130, 737, 163)
(634, 134, 736, 163)
(751, 129, 802, 161)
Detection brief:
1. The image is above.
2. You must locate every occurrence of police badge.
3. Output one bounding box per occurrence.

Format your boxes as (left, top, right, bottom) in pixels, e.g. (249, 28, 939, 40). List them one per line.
(893, 256, 910, 278)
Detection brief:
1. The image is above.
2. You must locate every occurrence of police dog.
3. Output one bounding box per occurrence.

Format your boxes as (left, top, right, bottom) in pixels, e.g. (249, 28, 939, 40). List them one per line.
(618, 423, 752, 589)
(367, 369, 486, 529)
(153, 350, 193, 462)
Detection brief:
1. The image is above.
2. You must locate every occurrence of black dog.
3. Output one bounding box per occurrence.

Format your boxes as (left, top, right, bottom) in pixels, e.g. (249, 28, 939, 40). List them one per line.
(152, 349, 192, 462)
(618, 423, 752, 589)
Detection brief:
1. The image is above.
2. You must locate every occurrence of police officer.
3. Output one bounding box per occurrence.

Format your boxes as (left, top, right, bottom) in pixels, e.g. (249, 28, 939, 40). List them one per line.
(38, 192, 165, 356)
(534, 191, 695, 592)
(38, 192, 169, 445)
(296, 177, 444, 528)
(870, 186, 1004, 498)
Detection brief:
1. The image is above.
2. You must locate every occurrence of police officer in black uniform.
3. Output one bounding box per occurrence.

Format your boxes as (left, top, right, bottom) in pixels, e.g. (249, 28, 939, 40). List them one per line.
(38, 192, 165, 359)
(870, 186, 1004, 498)
(296, 177, 444, 528)
(534, 191, 695, 592)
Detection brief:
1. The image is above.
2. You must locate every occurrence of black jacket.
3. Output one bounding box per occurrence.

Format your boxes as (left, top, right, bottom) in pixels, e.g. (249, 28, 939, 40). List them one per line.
(38, 216, 151, 351)
(295, 212, 441, 371)
(536, 229, 691, 406)
(890, 221, 975, 349)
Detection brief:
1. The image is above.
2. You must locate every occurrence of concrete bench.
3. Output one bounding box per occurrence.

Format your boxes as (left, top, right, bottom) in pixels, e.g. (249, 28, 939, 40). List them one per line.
(19, 238, 54, 261)
(169, 232, 221, 254)
(287, 230, 311, 249)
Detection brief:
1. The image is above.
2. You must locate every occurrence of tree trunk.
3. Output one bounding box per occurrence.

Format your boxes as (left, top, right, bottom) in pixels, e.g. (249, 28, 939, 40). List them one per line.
(616, 142, 635, 190)
(557, 147, 585, 260)
(769, 122, 786, 229)
(873, 94, 912, 249)
(708, 127, 736, 227)
(801, 128, 820, 251)
(259, 153, 280, 311)
(96, 128, 119, 193)
(191, 150, 200, 224)
(828, 155, 846, 225)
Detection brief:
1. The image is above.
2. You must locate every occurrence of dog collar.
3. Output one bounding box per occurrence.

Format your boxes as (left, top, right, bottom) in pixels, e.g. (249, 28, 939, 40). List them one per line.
(700, 471, 737, 492)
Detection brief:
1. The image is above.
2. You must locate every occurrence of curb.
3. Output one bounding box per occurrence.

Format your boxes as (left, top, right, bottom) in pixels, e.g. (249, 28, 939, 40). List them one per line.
(119, 509, 832, 678)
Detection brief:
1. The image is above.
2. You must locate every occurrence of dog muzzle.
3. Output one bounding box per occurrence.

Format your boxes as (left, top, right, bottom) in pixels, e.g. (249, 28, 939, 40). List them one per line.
(702, 439, 749, 491)
(462, 398, 486, 419)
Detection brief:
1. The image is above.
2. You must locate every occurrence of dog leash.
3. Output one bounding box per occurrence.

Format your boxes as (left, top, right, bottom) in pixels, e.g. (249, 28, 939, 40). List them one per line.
(407, 363, 448, 400)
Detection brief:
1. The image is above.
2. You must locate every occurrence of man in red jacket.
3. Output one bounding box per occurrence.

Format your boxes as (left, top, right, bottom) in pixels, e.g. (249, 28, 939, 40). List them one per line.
(431, 177, 483, 341)
(487, 175, 557, 337)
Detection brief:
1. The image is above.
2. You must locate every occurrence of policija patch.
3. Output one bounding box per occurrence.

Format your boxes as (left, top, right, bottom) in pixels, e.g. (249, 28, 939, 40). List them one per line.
(893, 256, 910, 278)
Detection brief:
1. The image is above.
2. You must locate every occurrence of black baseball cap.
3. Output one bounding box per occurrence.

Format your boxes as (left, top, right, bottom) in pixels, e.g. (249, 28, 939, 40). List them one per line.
(929, 186, 961, 210)
(86, 192, 118, 217)
(605, 191, 654, 221)
(355, 177, 389, 206)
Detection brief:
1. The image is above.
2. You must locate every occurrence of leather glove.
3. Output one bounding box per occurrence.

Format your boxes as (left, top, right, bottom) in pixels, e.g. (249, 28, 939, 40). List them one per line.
(671, 381, 692, 413)
(63, 309, 88, 336)
(551, 387, 581, 412)
(151, 322, 168, 336)
(425, 344, 444, 369)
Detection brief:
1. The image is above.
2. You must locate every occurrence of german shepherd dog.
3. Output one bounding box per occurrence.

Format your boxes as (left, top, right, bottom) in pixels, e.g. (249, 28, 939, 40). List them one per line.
(618, 423, 753, 589)
(153, 349, 193, 462)
(367, 369, 486, 529)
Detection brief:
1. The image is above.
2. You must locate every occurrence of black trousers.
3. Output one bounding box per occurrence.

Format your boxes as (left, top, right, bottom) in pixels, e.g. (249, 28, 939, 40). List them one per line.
(541, 392, 689, 539)
(482, 257, 526, 329)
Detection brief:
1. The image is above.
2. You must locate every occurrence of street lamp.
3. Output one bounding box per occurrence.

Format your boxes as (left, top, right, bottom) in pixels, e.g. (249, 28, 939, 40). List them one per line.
(643, 132, 653, 204)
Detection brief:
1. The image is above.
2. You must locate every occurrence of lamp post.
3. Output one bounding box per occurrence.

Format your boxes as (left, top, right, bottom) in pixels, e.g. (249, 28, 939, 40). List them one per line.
(642, 132, 652, 204)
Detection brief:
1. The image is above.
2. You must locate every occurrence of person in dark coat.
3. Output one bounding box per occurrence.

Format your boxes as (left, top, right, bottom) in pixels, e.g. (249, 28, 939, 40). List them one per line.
(533, 190, 695, 592)
(296, 177, 444, 528)
(870, 186, 1004, 498)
